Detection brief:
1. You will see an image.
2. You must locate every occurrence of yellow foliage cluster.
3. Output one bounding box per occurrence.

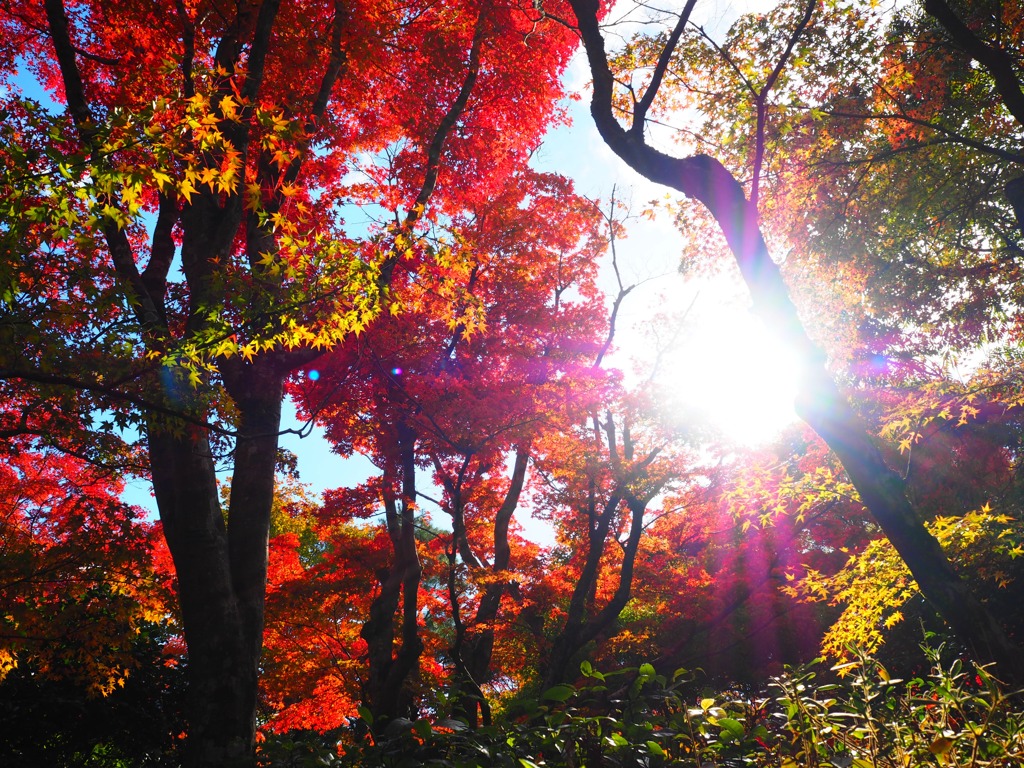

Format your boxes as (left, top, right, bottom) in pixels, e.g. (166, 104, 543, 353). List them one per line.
(723, 449, 859, 531)
(785, 506, 1023, 658)
(880, 366, 1024, 453)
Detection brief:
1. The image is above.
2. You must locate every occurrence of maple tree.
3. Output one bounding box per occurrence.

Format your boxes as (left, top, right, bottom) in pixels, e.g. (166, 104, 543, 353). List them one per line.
(1, 0, 583, 763)
(260, 477, 457, 732)
(281, 166, 612, 728)
(667, 0, 1024, 659)
(262, 175, 759, 732)
(0, 437, 185, 764)
(783, 391, 1024, 662)
(565, 0, 1024, 683)
(523, 424, 869, 688)
(524, 399, 697, 691)
(258, 475, 427, 733)
(633, 429, 858, 680)
(683, 0, 1024, 358)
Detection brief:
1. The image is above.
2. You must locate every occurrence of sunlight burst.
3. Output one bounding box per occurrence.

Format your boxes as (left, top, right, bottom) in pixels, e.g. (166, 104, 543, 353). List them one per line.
(656, 289, 802, 446)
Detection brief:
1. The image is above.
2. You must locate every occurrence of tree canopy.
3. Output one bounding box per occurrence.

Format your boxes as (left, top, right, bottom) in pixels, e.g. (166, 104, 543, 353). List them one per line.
(2, 0, 1024, 765)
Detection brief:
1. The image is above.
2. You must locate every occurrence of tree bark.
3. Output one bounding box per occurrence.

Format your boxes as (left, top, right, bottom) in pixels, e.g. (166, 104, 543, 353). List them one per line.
(542, 487, 648, 689)
(147, 415, 253, 767)
(360, 420, 424, 726)
(448, 447, 530, 726)
(567, 0, 1024, 684)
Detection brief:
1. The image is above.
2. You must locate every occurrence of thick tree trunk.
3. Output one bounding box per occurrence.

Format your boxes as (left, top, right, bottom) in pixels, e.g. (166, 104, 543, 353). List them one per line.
(922, 0, 1024, 127)
(148, 423, 251, 767)
(798, 373, 1024, 674)
(223, 360, 285, 675)
(567, 0, 1024, 684)
(147, 360, 284, 768)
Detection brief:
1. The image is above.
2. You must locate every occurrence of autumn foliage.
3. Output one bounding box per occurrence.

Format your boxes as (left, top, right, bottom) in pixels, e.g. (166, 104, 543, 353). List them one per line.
(0, 447, 175, 694)
(4, 0, 1024, 764)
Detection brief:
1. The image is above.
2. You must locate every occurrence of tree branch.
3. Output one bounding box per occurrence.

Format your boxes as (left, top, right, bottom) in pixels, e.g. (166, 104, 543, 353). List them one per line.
(923, 0, 1024, 127)
(567, 0, 1024, 683)
(752, 0, 817, 209)
(405, 10, 487, 228)
(631, 0, 698, 136)
(42, 0, 163, 333)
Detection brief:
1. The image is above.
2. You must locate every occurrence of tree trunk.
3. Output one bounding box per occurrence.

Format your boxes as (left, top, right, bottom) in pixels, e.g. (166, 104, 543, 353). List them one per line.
(567, 0, 1024, 685)
(223, 359, 285, 677)
(146, 359, 284, 767)
(148, 423, 250, 766)
(543, 483, 620, 688)
(361, 421, 424, 726)
(543, 488, 648, 688)
(449, 448, 530, 726)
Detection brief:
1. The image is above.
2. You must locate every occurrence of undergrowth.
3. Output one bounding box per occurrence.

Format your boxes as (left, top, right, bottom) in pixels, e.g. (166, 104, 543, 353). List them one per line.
(259, 643, 1024, 767)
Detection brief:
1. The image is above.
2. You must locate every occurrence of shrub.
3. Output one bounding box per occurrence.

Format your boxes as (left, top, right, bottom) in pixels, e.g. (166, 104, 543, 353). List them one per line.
(259, 642, 1024, 767)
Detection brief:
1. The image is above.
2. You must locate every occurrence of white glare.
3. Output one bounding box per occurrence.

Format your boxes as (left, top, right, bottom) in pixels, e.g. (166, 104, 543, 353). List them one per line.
(655, 291, 801, 446)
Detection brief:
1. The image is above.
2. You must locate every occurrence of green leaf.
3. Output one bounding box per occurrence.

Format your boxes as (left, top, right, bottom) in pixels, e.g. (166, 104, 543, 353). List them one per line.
(356, 705, 373, 726)
(541, 684, 575, 702)
(718, 717, 745, 739)
(646, 740, 666, 756)
(413, 718, 432, 738)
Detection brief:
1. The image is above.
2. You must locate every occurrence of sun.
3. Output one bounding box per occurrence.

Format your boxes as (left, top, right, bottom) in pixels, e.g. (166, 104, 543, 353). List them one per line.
(652, 282, 802, 446)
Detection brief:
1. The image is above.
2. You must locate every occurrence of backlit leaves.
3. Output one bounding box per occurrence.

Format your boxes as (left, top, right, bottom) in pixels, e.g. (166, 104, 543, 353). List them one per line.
(787, 506, 1024, 657)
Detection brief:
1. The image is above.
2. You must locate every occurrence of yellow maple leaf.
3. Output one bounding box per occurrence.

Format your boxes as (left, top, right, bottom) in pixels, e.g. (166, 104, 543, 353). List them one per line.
(199, 167, 218, 187)
(883, 611, 904, 629)
(218, 95, 240, 121)
(178, 178, 197, 203)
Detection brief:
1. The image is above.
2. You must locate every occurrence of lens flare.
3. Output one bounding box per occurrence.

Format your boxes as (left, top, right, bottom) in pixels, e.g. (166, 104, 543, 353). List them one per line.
(654, 292, 800, 446)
